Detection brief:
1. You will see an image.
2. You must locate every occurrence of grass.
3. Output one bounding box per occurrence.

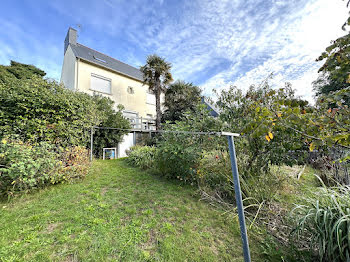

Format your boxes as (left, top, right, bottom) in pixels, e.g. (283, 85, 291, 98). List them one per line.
(0, 159, 263, 261)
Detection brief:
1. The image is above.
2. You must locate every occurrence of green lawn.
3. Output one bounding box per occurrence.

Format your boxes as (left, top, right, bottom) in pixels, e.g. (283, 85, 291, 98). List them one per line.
(0, 160, 262, 261)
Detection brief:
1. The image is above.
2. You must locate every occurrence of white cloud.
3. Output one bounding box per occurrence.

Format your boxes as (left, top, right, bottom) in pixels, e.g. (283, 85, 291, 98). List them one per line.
(1, 0, 348, 101)
(199, 0, 349, 101)
(118, 0, 348, 102)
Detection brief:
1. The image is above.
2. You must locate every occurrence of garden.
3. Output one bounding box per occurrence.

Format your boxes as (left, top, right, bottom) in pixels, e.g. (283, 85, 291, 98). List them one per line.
(0, 24, 350, 261)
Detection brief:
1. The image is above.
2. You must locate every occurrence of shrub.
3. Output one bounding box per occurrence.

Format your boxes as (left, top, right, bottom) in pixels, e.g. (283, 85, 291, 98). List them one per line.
(155, 132, 200, 183)
(0, 138, 90, 198)
(55, 145, 90, 182)
(197, 151, 234, 200)
(292, 186, 350, 261)
(216, 84, 310, 177)
(0, 139, 58, 197)
(154, 104, 225, 182)
(92, 100, 130, 158)
(126, 145, 157, 170)
(0, 71, 130, 151)
(0, 76, 98, 146)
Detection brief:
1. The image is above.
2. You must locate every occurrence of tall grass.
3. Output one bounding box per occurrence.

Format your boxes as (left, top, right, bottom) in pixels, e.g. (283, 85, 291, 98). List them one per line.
(292, 185, 350, 261)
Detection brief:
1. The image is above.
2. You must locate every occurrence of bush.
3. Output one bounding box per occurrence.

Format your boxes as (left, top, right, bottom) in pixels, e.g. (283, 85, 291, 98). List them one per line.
(154, 104, 225, 183)
(0, 76, 98, 146)
(0, 138, 90, 198)
(0, 71, 130, 151)
(197, 151, 234, 200)
(55, 145, 90, 182)
(155, 132, 200, 183)
(216, 84, 310, 176)
(292, 186, 350, 261)
(92, 99, 130, 158)
(126, 145, 157, 170)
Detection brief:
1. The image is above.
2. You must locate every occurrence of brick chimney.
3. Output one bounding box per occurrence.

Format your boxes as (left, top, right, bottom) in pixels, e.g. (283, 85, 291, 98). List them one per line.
(64, 27, 77, 54)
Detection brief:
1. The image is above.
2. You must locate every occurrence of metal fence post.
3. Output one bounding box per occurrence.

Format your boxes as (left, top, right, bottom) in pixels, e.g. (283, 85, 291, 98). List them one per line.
(227, 135, 251, 262)
(90, 127, 93, 162)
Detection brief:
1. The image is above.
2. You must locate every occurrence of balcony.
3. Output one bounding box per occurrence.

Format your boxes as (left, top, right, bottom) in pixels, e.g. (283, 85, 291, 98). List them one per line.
(127, 116, 156, 131)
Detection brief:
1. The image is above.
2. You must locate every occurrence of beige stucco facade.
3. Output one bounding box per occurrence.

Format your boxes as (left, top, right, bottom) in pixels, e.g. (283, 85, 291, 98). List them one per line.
(60, 27, 162, 130)
(75, 59, 157, 118)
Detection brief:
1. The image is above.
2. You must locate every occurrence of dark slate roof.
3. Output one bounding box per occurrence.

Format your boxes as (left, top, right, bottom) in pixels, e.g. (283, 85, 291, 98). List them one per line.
(70, 43, 143, 81)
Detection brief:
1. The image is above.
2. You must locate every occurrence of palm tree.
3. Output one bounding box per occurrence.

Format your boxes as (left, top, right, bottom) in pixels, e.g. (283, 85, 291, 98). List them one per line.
(140, 54, 173, 130)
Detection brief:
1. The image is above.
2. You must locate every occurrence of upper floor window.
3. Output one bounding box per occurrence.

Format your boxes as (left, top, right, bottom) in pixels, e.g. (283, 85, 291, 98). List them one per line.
(90, 73, 111, 94)
(127, 86, 134, 94)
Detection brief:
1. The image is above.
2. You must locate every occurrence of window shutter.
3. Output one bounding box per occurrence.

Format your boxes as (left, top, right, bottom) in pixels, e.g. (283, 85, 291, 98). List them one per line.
(91, 74, 111, 94)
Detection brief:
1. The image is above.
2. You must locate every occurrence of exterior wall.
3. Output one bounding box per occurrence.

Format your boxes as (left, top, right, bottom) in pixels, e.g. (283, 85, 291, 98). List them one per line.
(77, 60, 157, 118)
(118, 133, 135, 158)
(60, 45, 76, 90)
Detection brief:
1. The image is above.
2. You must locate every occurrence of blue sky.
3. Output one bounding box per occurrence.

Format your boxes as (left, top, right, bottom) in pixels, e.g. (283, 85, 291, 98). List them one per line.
(0, 0, 348, 101)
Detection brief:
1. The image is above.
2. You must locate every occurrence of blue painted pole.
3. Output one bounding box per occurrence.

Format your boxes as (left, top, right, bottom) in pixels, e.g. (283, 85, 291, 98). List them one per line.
(227, 135, 251, 262)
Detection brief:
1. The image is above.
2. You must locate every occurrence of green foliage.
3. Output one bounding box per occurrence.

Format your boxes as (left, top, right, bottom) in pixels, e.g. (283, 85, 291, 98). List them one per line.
(91, 96, 130, 158)
(196, 151, 235, 200)
(155, 134, 200, 183)
(126, 145, 157, 169)
(140, 54, 173, 130)
(0, 75, 99, 146)
(0, 66, 130, 153)
(0, 160, 259, 261)
(0, 61, 46, 82)
(216, 81, 349, 184)
(0, 138, 90, 198)
(292, 185, 350, 261)
(216, 82, 309, 177)
(314, 32, 350, 104)
(311, 88, 350, 150)
(0, 139, 58, 197)
(163, 80, 202, 122)
(155, 104, 225, 182)
(197, 151, 285, 203)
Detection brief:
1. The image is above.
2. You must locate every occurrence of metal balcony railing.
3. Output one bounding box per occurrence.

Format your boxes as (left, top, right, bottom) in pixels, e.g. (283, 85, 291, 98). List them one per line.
(126, 116, 156, 131)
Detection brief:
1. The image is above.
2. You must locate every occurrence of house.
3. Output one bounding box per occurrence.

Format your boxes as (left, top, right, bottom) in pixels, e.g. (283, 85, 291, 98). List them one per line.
(60, 27, 158, 157)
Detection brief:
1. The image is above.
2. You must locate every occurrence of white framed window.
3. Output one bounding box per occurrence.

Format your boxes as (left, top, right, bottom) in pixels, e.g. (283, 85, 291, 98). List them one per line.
(90, 73, 111, 94)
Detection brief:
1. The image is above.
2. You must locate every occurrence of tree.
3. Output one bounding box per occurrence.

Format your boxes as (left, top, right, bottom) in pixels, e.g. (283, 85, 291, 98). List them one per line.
(140, 55, 173, 130)
(0, 65, 130, 150)
(163, 80, 202, 122)
(91, 96, 130, 158)
(314, 1, 350, 105)
(0, 61, 46, 82)
(216, 81, 310, 176)
(314, 33, 350, 104)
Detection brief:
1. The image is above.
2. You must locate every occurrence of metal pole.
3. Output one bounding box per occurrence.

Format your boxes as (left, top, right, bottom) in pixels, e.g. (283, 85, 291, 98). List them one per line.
(90, 127, 93, 162)
(227, 135, 251, 262)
